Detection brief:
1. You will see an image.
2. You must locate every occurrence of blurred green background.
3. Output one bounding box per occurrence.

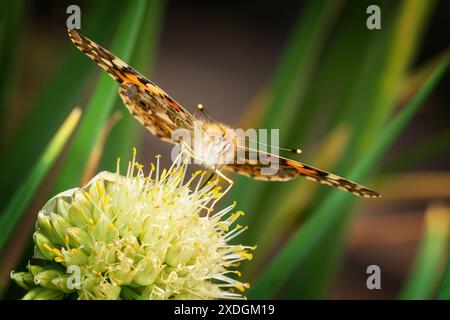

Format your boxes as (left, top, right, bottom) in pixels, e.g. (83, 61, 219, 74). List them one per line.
(0, 0, 449, 299)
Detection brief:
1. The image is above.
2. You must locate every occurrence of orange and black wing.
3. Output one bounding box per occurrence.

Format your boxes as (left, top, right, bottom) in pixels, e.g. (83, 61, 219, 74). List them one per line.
(225, 150, 380, 198)
(68, 29, 196, 142)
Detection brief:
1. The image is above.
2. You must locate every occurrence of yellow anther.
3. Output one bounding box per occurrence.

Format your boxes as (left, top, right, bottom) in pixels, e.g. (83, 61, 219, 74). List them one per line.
(96, 180, 104, 197)
(220, 223, 229, 231)
(43, 243, 53, 253)
(89, 218, 95, 226)
(52, 248, 63, 257)
(133, 147, 137, 156)
(55, 257, 63, 263)
(235, 284, 249, 292)
(83, 191, 92, 201)
(241, 252, 253, 260)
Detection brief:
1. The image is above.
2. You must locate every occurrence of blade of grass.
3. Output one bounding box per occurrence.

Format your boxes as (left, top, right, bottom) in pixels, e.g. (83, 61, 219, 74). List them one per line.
(99, 0, 166, 170)
(400, 203, 450, 300)
(0, 108, 81, 251)
(0, 0, 25, 125)
(244, 125, 349, 276)
(339, 0, 435, 171)
(385, 129, 450, 172)
(397, 48, 450, 107)
(287, 0, 391, 148)
(383, 50, 450, 172)
(0, 0, 124, 210)
(438, 251, 450, 299)
(231, 0, 343, 239)
(240, 0, 390, 247)
(249, 53, 450, 299)
(282, 0, 437, 298)
(81, 111, 122, 184)
(51, 0, 147, 193)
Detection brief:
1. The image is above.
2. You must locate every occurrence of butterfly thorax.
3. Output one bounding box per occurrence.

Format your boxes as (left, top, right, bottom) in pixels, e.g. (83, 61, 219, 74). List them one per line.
(192, 122, 236, 168)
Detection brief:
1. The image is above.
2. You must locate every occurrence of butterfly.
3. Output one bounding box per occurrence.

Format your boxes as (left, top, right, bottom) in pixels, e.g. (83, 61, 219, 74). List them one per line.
(68, 29, 380, 199)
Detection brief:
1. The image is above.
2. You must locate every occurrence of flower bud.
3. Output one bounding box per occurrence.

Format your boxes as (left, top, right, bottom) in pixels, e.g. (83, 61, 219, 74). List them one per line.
(22, 287, 64, 300)
(91, 281, 121, 300)
(10, 271, 35, 290)
(89, 242, 116, 273)
(165, 244, 197, 267)
(68, 199, 91, 228)
(63, 248, 89, 265)
(36, 211, 59, 245)
(56, 198, 71, 219)
(27, 264, 44, 276)
(33, 233, 56, 260)
(49, 213, 71, 245)
(65, 227, 92, 252)
(132, 255, 161, 286)
(93, 214, 115, 242)
(34, 270, 64, 290)
(109, 257, 135, 285)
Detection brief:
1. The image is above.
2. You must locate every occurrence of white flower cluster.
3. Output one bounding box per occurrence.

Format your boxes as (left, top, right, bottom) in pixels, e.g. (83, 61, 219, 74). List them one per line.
(11, 150, 253, 299)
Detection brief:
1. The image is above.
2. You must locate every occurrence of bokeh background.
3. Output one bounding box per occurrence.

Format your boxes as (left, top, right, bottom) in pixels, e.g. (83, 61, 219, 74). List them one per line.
(0, 0, 449, 299)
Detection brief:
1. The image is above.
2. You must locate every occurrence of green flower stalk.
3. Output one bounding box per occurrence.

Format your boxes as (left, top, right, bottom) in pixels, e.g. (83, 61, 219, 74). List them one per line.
(11, 150, 253, 300)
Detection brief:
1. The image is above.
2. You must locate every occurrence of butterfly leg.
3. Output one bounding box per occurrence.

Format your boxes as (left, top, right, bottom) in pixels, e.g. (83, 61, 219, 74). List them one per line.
(178, 141, 234, 212)
(199, 170, 215, 189)
(209, 166, 233, 214)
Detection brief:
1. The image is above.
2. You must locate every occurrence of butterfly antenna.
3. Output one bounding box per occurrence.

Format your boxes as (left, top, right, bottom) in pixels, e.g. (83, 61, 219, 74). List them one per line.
(197, 104, 226, 134)
(237, 137, 302, 155)
(196, 104, 301, 155)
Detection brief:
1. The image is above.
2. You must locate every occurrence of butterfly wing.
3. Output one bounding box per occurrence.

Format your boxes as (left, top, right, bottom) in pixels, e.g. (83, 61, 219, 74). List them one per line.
(68, 29, 196, 142)
(225, 149, 380, 198)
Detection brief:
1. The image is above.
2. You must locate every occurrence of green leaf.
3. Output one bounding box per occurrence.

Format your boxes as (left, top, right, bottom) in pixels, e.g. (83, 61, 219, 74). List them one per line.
(249, 53, 450, 299)
(439, 253, 450, 300)
(51, 0, 148, 193)
(241, 0, 395, 252)
(0, 1, 124, 210)
(0, 0, 25, 124)
(282, 0, 437, 298)
(230, 0, 343, 241)
(385, 128, 450, 172)
(0, 108, 81, 251)
(99, 0, 166, 170)
(400, 203, 450, 300)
